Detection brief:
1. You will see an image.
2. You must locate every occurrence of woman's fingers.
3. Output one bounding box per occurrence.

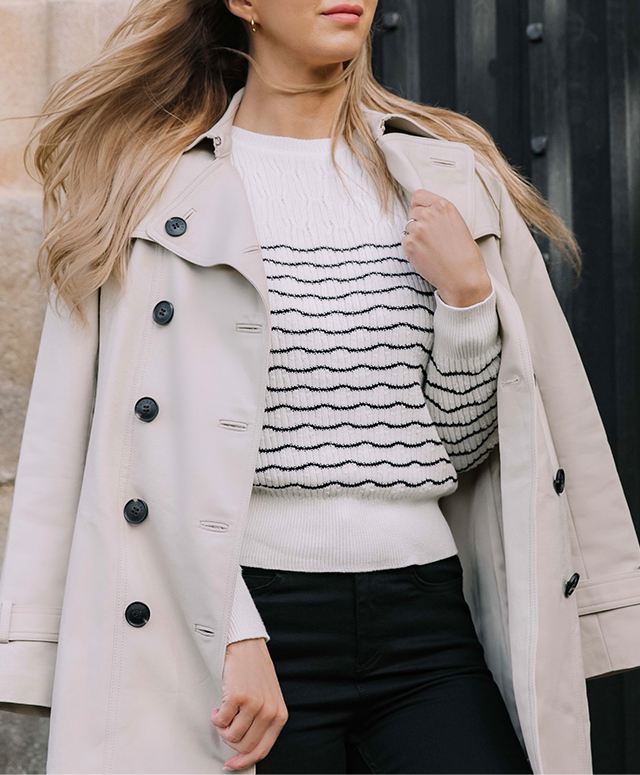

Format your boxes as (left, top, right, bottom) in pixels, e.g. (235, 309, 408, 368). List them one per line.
(222, 716, 288, 771)
(410, 187, 440, 207)
(214, 698, 274, 750)
(212, 698, 242, 730)
(401, 188, 489, 302)
(213, 638, 289, 771)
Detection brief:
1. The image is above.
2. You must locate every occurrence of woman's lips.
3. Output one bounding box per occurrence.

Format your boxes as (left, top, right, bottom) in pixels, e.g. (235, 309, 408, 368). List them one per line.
(322, 12, 361, 23)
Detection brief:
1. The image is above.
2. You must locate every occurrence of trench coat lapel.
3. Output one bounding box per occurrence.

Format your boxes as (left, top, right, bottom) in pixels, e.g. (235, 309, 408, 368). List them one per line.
(130, 86, 500, 314)
(130, 87, 269, 310)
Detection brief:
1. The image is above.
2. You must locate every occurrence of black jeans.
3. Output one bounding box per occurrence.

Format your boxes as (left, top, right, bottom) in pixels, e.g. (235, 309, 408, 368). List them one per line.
(241, 554, 533, 775)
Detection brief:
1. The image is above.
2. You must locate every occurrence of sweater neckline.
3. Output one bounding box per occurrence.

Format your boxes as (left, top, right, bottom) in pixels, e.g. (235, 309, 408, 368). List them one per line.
(231, 124, 337, 155)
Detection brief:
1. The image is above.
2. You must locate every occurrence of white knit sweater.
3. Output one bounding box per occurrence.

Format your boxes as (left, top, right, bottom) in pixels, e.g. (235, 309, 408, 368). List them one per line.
(226, 126, 502, 644)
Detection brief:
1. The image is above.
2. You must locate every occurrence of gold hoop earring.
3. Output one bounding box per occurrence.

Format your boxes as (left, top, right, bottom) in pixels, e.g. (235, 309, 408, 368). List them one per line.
(250, 18, 257, 33)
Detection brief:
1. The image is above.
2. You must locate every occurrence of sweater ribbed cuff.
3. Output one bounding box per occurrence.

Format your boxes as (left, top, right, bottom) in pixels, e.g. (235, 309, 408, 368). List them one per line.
(432, 281, 499, 362)
(227, 567, 270, 645)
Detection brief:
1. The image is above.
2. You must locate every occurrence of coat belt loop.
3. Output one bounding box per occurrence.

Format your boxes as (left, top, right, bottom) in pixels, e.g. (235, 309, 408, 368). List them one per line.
(0, 601, 13, 643)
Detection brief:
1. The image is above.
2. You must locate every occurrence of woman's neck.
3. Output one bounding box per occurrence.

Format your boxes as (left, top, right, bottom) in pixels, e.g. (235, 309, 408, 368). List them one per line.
(231, 77, 346, 140)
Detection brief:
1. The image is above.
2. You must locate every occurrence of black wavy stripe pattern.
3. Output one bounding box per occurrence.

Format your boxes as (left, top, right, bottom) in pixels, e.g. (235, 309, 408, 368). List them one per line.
(254, 240, 500, 492)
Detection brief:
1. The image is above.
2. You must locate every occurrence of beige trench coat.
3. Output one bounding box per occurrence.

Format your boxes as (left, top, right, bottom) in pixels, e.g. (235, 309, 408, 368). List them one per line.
(1, 85, 639, 775)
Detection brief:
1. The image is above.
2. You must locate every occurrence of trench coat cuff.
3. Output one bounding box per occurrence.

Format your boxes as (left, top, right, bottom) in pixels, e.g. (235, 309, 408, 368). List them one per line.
(432, 281, 500, 363)
(227, 568, 270, 645)
(0, 640, 56, 715)
(578, 573, 640, 679)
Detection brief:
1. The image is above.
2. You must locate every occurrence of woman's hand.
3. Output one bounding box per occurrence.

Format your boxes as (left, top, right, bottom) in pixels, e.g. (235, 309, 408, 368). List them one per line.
(402, 189, 493, 307)
(212, 637, 288, 771)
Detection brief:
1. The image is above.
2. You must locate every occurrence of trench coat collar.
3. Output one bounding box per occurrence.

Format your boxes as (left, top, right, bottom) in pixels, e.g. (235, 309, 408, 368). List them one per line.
(180, 84, 447, 156)
(131, 85, 498, 309)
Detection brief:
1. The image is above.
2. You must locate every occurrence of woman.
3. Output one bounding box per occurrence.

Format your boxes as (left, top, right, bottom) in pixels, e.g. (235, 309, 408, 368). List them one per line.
(2, 0, 640, 774)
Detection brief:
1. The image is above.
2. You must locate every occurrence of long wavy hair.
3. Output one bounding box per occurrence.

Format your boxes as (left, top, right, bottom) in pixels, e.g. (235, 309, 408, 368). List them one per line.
(23, 0, 582, 327)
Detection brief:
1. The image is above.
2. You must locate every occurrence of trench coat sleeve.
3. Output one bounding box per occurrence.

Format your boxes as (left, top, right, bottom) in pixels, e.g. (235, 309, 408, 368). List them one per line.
(494, 174, 640, 679)
(0, 288, 99, 715)
(423, 285, 502, 473)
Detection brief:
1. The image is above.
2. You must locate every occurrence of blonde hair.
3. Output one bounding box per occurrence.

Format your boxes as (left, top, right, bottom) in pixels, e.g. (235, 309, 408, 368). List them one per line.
(21, 0, 581, 327)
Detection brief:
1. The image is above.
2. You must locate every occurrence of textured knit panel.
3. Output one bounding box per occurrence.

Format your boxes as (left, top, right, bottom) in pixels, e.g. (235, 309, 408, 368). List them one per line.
(225, 126, 501, 642)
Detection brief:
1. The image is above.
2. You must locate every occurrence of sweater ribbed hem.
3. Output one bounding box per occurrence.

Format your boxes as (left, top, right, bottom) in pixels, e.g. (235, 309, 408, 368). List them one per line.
(239, 490, 459, 572)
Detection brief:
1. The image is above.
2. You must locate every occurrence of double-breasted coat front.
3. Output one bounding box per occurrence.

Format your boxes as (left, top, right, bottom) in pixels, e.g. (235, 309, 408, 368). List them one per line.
(1, 86, 640, 774)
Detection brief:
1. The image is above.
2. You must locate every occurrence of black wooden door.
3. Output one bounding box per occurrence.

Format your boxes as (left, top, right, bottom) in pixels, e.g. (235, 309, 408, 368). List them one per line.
(372, 2, 640, 772)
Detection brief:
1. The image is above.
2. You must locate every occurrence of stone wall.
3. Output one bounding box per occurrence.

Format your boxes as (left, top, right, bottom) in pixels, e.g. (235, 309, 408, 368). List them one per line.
(0, 1, 130, 770)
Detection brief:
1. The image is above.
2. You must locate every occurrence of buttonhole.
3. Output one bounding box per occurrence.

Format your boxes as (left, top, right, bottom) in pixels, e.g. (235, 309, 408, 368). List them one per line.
(430, 157, 456, 167)
(236, 323, 262, 333)
(195, 624, 215, 637)
(219, 419, 249, 431)
(199, 521, 229, 532)
(183, 208, 196, 220)
(500, 376, 521, 386)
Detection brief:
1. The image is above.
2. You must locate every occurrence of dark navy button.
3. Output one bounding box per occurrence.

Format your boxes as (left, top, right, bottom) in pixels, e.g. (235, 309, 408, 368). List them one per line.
(165, 217, 187, 237)
(135, 397, 159, 422)
(564, 572, 580, 597)
(153, 300, 174, 325)
(553, 468, 565, 494)
(123, 498, 148, 524)
(125, 601, 151, 627)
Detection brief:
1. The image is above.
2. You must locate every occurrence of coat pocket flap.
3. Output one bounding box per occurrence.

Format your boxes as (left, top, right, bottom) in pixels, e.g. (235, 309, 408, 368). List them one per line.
(576, 570, 640, 615)
(0, 602, 61, 643)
